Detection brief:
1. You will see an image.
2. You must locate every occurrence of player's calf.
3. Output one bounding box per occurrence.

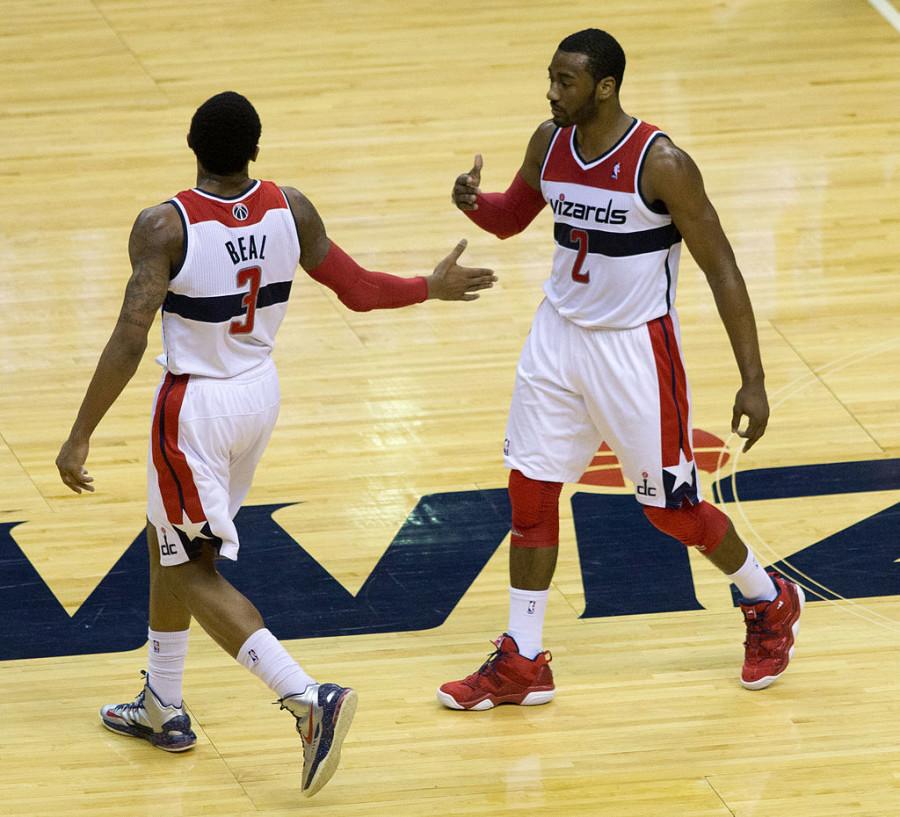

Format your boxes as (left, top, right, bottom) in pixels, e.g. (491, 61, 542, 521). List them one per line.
(642, 500, 729, 553)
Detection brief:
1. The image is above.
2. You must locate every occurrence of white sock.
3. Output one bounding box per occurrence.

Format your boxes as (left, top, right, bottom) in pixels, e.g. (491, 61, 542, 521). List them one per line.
(236, 628, 315, 699)
(506, 586, 550, 660)
(147, 628, 190, 706)
(728, 549, 777, 602)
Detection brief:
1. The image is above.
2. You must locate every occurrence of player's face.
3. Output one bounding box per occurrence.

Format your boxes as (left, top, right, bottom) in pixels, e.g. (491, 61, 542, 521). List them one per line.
(546, 50, 599, 127)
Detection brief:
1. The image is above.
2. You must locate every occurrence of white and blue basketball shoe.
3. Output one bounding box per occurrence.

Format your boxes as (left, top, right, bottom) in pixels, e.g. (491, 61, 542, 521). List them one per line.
(279, 682, 358, 797)
(99, 672, 196, 752)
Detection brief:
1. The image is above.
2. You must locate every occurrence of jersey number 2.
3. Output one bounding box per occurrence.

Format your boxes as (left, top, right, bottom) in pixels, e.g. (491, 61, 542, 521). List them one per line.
(570, 228, 590, 284)
(229, 266, 261, 335)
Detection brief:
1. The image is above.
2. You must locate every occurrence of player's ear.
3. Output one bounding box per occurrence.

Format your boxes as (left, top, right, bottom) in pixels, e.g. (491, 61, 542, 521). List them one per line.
(596, 76, 617, 101)
(251, 145, 260, 163)
(186, 132, 193, 150)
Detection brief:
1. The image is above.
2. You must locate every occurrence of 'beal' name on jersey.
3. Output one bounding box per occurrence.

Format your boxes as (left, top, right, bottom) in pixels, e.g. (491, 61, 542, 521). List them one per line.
(225, 234, 267, 265)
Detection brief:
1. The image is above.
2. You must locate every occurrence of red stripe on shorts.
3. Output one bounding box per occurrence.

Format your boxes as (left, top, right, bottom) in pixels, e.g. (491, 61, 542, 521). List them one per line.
(648, 315, 693, 467)
(151, 373, 205, 524)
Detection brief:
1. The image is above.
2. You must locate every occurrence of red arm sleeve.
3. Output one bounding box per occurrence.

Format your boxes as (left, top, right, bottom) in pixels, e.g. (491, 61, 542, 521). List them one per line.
(306, 241, 428, 312)
(464, 172, 547, 239)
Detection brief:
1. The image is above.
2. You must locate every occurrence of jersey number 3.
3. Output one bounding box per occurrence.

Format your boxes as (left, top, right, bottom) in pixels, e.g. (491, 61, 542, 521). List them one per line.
(230, 266, 262, 335)
(570, 228, 590, 284)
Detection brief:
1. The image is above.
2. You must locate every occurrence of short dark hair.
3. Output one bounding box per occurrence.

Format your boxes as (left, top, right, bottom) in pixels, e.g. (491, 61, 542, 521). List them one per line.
(188, 91, 261, 175)
(558, 29, 626, 91)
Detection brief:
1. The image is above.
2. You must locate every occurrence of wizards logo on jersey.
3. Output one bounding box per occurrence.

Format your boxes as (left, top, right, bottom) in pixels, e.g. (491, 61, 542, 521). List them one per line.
(1, 445, 898, 660)
(550, 193, 629, 225)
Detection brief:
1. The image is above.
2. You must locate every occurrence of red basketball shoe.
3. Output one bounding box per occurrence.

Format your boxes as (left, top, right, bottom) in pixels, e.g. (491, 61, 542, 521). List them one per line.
(436, 634, 555, 710)
(739, 572, 805, 690)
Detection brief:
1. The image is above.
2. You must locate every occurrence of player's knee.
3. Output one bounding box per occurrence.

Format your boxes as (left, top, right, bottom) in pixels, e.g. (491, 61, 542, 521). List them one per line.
(643, 501, 729, 553)
(508, 469, 563, 549)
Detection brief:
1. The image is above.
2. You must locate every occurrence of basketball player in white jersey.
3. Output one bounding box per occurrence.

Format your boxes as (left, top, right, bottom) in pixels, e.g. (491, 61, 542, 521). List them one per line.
(55, 91, 496, 796)
(437, 30, 804, 711)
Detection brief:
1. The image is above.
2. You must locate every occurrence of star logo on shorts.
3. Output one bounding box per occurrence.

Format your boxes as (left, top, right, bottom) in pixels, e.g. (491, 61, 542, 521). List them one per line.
(663, 450, 695, 491)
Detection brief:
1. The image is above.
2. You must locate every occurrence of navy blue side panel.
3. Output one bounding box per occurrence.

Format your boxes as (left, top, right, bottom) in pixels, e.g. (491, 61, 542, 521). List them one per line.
(0, 523, 148, 660)
(731, 502, 900, 604)
(572, 492, 703, 617)
(163, 280, 292, 323)
(713, 459, 900, 503)
(554, 222, 681, 257)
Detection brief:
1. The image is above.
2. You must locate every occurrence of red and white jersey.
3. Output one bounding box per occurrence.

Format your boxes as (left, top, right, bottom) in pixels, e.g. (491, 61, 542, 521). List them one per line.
(163, 180, 300, 378)
(540, 119, 682, 328)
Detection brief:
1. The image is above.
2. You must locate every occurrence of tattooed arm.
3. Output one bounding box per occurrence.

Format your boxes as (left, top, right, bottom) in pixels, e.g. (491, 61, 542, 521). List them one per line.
(56, 204, 181, 493)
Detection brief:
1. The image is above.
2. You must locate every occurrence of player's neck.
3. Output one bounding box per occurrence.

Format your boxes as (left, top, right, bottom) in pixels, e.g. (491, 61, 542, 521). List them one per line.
(195, 167, 255, 198)
(573, 107, 633, 161)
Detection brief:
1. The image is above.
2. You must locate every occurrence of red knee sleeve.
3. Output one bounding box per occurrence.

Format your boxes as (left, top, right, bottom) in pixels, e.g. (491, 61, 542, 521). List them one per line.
(643, 501, 730, 554)
(508, 470, 563, 548)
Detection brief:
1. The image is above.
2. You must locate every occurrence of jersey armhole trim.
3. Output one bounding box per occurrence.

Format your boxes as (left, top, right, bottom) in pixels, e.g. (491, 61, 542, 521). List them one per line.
(539, 126, 562, 180)
(278, 186, 303, 262)
(636, 131, 671, 215)
(166, 199, 188, 280)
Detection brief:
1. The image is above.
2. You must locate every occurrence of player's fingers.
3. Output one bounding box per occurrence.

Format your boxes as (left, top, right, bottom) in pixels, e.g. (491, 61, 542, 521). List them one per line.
(730, 405, 742, 433)
(471, 153, 483, 178)
(460, 293, 479, 301)
(460, 266, 495, 278)
(742, 421, 767, 452)
(60, 474, 82, 494)
(444, 239, 468, 264)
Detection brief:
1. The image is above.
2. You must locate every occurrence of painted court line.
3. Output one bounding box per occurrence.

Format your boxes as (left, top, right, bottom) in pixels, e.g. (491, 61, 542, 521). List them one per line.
(869, 0, 900, 32)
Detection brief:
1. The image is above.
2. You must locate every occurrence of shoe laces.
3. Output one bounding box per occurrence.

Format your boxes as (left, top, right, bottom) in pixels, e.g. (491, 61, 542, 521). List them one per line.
(743, 615, 779, 659)
(114, 687, 147, 717)
(461, 641, 508, 688)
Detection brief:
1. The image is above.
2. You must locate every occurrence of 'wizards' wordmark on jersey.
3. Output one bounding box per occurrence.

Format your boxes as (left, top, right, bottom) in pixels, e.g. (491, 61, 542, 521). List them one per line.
(0, 458, 897, 660)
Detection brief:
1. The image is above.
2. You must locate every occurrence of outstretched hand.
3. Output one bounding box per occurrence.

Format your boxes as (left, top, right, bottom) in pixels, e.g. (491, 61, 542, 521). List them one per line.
(731, 381, 769, 452)
(56, 436, 95, 493)
(451, 154, 483, 211)
(427, 239, 497, 301)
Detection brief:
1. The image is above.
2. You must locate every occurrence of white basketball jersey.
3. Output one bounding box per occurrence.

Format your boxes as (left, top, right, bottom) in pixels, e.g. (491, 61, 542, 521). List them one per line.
(163, 180, 300, 378)
(540, 119, 682, 328)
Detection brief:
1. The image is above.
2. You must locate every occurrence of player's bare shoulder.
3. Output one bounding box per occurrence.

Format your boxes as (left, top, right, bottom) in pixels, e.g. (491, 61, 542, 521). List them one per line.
(641, 135, 705, 208)
(520, 120, 558, 185)
(129, 202, 183, 268)
(279, 185, 330, 270)
(527, 120, 558, 162)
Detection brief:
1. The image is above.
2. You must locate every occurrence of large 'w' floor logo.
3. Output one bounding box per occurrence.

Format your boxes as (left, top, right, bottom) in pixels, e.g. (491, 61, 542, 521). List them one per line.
(1, 450, 897, 660)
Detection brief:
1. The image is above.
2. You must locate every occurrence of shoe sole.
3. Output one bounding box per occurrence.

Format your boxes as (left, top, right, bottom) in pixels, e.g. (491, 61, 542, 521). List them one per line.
(435, 687, 556, 711)
(100, 716, 196, 753)
(740, 583, 806, 691)
(302, 688, 358, 798)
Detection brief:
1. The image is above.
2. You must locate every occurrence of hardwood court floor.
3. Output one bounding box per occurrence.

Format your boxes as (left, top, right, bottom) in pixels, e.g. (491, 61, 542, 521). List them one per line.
(1, 1, 898, 815)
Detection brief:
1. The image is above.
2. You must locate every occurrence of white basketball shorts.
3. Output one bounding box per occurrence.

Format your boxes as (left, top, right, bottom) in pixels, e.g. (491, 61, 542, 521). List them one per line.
(504, 298, 701, 508)
(147, 357, 280, 566)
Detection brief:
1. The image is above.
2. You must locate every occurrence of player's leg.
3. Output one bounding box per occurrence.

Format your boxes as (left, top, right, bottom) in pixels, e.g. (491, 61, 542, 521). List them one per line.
(602, 314, 803, 690)
(438, 300, 599, 710)
(159, 536, 355, 795)
(168, 367, 354, 796)
(99, 382, 198, 752)
(99, 521, 196, 752)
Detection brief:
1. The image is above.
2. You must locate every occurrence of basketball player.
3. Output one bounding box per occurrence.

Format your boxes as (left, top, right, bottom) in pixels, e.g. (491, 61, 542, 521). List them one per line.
(437, 29, 804, 711)
(55, 91, 496, 796)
